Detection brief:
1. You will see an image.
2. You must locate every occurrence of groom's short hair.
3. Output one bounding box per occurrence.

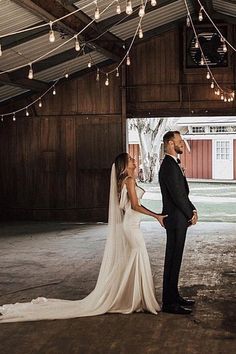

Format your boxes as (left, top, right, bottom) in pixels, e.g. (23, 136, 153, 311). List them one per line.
(163, 131, 180, 145)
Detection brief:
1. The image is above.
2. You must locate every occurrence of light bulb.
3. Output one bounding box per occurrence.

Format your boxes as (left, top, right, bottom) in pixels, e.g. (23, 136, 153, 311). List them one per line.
(26, 108, 29, 117)
(230, 96, 234, 101)
(96, 68, 100, 81)
(1, 116, 3, 122)
(75, 36, 80, 51)
(195, 40, 199, 48)
(53, 87, 56, 95)
(139, 4, 145, 18)
(116, 68, 119, 77)
(49, 22, 55, 43)
(28, 64, 33, 79)
(0, 43, 2, 56)
(222, 42, 227, 53)
(216, 89, 220, 95)
(138, 27, 143, 39)
(210, 81, 214, 89)
(224, 97, 227, 102)
(39, 99, 42, 108)
(206, 71, 210, 79)
(88, 60, 92, 68)
(151, 0, 157, 6)
(220, 94, 224, 100)
(126, 1, 133, 15)
(116, 4, 121, 14)
(126, 55, 131, 66)
(228, 97, 231, 102)
(65, 73, 69, 79)
(199, 8, 203, 21)
(13, 113, 16, 121)
(186, 16, 190, 27)
(200, 57, 204, 65)
(105, 74, 109, 86)
(95, 7, 100, 20)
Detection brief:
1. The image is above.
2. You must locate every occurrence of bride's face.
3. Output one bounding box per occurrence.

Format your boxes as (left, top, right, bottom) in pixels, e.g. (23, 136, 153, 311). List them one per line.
(127, 155, 136, 171)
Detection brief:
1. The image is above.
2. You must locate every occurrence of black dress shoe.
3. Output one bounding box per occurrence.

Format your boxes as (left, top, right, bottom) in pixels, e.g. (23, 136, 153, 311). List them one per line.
(162, 304, 192, 315)
(178, 296, 195, 307)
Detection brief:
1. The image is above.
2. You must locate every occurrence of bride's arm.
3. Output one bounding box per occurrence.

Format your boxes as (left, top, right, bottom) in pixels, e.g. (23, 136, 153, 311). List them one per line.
(125, 177, 167, 227)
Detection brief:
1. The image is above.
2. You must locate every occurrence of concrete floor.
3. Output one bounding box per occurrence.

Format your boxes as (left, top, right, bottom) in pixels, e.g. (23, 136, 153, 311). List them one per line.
(0, 221, 235, 354)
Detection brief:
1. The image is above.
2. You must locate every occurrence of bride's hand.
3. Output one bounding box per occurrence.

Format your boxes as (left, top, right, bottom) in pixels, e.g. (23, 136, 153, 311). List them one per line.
(155, 214, 168, 227)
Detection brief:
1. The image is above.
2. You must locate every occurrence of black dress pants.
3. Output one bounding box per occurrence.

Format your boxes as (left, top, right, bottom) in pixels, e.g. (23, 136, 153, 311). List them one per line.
(162, 225, 188, 305)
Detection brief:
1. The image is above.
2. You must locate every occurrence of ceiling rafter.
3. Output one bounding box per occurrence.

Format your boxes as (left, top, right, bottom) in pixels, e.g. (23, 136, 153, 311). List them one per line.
(13, 0, 125, 62)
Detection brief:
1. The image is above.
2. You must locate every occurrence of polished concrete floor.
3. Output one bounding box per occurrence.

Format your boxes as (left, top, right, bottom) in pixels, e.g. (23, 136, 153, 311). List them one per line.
(0, 221, 235, 354)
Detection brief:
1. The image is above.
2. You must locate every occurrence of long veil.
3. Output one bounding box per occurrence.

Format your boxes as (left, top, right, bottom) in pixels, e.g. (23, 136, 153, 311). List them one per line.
(0, 163, 129, 322)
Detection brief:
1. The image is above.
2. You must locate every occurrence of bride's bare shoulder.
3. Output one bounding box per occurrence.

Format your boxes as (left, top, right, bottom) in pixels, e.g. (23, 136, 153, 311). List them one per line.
(124, 176, 135, 187)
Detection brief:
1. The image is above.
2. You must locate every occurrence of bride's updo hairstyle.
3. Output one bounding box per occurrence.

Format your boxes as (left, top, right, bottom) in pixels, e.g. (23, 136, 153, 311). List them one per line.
(114, 152, 129, 199)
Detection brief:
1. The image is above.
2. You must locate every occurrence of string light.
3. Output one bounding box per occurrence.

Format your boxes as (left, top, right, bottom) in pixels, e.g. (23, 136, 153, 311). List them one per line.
(1, 115, 3, 122)
(139, 2, 145, 18)
(75, 36, 80, 51)
(96, 68, 100, 81)
(138, 26, 143, 39)
(53, 86, 56, 95)
(222, 41, 227, 53)
(116, 68, 119, 77)
(94, 2, 100, 20)
(199, 7, 203, 21)
(206, 71, 210, 80)
(49, 21, 55, 43)
(65, 73, 69, 78)
(38, 98, 42, 108)
(25, 107, 29, 116)
(151, 0, 157, 6)
(116, 0, 121, 14)
(200, 57, 204, 65)
(210, 81, 214, 89)
(126, 54, 131, 66)
(28, 64, 33, 79)
(13, 113, 16, 121)
(186, 15, 190, 27)
(126, 1, 133, 15)
(105, 73, 109, 86)
(88, 59, 92, 68)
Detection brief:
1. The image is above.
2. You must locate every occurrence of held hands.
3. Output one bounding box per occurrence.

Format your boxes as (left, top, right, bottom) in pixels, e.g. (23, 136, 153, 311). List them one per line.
(189, 210, 198, 226)
(155, 214, 168, 228)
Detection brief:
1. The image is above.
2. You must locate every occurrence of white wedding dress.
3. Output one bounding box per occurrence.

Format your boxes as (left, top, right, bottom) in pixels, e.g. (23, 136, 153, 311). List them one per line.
(0, 165, 160, 322)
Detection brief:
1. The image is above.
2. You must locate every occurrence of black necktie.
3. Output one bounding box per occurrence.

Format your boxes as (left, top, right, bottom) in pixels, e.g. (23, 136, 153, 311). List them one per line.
(177, 158, 181, 164)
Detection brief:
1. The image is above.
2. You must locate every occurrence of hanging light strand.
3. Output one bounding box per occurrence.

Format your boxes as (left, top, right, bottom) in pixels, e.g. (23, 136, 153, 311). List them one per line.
(183, 0, 234, 100)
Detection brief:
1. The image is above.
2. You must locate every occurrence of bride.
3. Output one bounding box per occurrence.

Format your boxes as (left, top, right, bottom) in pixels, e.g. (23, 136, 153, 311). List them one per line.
(0, 153, 167, 322)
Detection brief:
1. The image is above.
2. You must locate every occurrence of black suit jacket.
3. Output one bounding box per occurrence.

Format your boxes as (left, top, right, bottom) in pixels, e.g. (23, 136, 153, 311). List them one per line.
(159, 155, 196, 228)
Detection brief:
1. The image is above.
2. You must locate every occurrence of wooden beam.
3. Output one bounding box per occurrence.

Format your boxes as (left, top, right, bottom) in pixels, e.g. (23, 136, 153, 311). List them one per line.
(13, 0, 125, 62)
(99, 0, 177, 31)
(1, 25, 48, 51)
(0, 72, 49, 92)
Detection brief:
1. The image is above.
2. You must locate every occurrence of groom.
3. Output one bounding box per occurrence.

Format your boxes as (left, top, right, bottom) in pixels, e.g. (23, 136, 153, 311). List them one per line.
(159, 131, 198, 315)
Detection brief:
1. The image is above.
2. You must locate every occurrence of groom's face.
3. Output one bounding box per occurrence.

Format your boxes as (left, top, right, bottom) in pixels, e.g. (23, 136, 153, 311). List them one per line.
(172, 133, 184, 154)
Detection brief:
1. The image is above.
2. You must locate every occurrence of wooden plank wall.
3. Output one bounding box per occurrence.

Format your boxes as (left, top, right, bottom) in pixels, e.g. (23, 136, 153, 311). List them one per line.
(0, 69, 124, 221)
(127, 26, 236, 117)
(181, 140, 212, 179)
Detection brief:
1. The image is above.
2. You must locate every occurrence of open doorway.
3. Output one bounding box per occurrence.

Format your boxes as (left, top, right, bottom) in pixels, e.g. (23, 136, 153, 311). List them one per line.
(127, 117, 236, 223)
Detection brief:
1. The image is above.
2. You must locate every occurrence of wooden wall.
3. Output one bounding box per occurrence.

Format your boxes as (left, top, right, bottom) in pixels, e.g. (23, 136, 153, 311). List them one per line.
(181, 140, 212, 179)
(127, 26, 236, 117)
(0, 68, 125, 221)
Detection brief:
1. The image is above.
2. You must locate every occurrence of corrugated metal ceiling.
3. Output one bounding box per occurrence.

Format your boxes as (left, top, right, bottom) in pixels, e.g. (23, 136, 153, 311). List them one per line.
(0, 0, 42, 36)
(213, 0, 236, 17)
